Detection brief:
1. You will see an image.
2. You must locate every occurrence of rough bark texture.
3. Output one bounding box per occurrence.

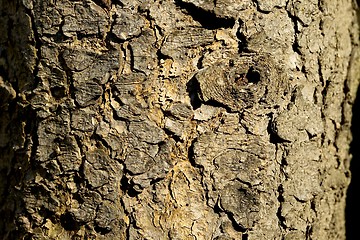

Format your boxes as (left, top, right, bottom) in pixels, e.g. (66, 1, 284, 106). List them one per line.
(0, 0, 359, 239)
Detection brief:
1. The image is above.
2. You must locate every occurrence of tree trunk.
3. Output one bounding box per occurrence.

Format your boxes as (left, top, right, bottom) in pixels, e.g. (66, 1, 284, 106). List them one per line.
(0, 0, 359, 239)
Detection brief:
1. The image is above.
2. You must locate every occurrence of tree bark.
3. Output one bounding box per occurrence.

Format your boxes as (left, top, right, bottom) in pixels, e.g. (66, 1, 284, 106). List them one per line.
(0, 0, 359, 239)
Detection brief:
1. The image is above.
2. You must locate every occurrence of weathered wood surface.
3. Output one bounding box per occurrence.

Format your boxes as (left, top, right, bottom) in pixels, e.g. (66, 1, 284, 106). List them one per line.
(0, 0, 359, 239)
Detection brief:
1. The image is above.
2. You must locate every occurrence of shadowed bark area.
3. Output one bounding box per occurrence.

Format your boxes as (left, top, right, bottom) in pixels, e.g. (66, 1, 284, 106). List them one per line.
(346, 3, 360, 239)
(347, 90, 360, 240)
(0, 0, 359, 239)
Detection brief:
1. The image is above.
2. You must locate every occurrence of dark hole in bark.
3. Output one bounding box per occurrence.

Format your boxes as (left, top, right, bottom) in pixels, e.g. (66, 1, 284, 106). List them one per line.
(72, 192, 85, 205)
(186, 77, 202, 110)
(50, 86, 66, 99)
(174, 0, 235, 29)
(94, 225, 112, 235)
(229, 59, 235, 67)
(60, 212, 81, 231)
(245, 67, 260, 84)
(347, 82, 360, 240)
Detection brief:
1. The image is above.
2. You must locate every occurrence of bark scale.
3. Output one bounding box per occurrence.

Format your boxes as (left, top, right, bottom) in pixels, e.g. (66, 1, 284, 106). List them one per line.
(0, 0, 359, 239)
